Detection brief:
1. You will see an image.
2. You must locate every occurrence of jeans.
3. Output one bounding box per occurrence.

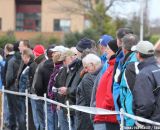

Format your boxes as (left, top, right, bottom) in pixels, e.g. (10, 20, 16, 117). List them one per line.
(31, 99, 40, 130)
(70, 115, 77, 130)
(94, 122, 120, 130)
(57, 108, 69, 130)
(7, 94, 26, 130)
(36, 100, 45, 130)
(47, 103, 58, 130)
(4, 93, 10, 125)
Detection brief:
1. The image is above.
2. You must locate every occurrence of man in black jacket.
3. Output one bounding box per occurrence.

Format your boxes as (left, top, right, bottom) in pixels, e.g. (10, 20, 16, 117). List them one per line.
(30, 44, 46, 130)
(3, 43, 14, 128)
(59, 38, 94, 130)
(34, 45, 57, 130)
(132, 41, 160, 130)
(5, 41, 24, 130)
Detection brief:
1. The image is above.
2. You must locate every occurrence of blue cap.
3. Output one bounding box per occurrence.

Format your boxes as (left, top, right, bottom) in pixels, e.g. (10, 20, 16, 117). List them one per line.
(98, 35, 113, 47)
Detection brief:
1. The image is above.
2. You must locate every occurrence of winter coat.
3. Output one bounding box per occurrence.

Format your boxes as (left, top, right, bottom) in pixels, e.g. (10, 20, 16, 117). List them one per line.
(94, 58, 118, 123)
(3, 53, 14, 86)
(6, 52, 21, 91)
(15, 61, 26, 89)
(48, 62, 63, 99)
(31, 54, 46, 94)
(54, 65, 68, 104)
(65, 59, 83, 106)
(19, 59, 35, 93)
(100, 53, 107, 64)
(112, 49, 124, 121)
(34, 59, 54, 96)
(119, 52, 138, 126)
(76, 67, 101, 130)
(113, 51, 136, 122)
(19, 66, 30, 92)
(133, 56, 160, 122)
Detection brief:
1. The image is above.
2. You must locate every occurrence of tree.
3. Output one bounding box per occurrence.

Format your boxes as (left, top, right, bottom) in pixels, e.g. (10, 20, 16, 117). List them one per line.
(52, 0, 134, 35)
(63, 28, 100, 47)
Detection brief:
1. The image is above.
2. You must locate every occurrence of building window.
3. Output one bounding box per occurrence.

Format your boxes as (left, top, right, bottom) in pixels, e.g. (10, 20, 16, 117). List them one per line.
(0, 18, 2, 30)
(54, 19, 71, 32)
(16, 13, 41, 31)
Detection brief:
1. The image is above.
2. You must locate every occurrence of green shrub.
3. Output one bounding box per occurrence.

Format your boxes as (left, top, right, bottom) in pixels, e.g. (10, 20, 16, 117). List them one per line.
(64, 28, 100, 47)
(149, 35, 160, 44)
(30, 34, 59, 47)
(0, 31, 16, 48)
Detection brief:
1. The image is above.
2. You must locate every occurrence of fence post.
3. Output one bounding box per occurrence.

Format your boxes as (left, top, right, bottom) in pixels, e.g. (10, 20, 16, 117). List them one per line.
(120, 108, 124, 130)
(66, 100, 71, 130)
(1, 86, 4, 130)
(25, 89, 29, 130)
(44, 93, 48, 130)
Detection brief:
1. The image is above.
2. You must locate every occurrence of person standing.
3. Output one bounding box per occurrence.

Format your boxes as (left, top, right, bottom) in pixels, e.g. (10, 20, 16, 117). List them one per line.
(94, 39, 119, 130)
(132, 41, 160, 130)
(76, 53, 102, 130)
(5, 41, 22, 130)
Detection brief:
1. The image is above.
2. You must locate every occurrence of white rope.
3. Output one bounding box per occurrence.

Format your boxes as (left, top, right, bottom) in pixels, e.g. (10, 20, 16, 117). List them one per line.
(70, 105, 119, 115)
(123, 112, 160, 126)
(1, 89, 160, 127)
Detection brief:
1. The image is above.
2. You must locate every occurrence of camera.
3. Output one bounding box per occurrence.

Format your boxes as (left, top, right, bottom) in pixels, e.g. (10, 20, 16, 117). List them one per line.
(52, 86, 59, 93)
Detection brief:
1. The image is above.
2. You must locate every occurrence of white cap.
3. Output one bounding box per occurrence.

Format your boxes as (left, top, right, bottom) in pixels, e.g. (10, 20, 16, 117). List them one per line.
(50, 46, 68, 53)
(131, 41, 155, 55)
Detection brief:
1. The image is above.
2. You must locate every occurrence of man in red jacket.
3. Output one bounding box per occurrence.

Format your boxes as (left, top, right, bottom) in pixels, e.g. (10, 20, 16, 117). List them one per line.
(94, 39, 119, 130)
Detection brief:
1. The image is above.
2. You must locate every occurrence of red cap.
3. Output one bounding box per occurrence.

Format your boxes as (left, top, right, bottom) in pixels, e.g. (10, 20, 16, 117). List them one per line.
(33, 45, 45, 57)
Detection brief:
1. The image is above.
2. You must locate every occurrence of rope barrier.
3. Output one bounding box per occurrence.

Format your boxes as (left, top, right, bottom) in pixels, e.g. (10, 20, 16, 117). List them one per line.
(1, 89, 160, 128)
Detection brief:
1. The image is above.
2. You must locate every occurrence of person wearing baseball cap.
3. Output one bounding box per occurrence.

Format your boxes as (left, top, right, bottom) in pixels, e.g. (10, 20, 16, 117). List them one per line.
(131, 41, 160, 128)
(131, 41, 155, 55)
(98, 34, 113, 64)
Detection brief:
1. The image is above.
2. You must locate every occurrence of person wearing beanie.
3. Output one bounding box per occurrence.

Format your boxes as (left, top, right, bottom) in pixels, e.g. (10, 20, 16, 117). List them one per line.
(107, 39, 119, 54)
(99, 39, 117, 76)
(33, 44, 45, 58)
(76, 38, 93, 53)
(30, 44, 46, 130)
(98, 34, 113, 64)
(94, 38, 119, 130)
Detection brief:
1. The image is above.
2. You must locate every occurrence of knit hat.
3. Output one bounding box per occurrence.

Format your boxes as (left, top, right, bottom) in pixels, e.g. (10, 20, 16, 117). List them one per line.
(107, 39, 118, 53)
(76, 38, 92, 52)
(98, 35, 113, 47)
(33, 45, 45, 57)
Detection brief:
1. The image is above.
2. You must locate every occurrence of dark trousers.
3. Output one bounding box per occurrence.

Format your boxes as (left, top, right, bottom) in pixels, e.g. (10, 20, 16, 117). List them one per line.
(7, 94, 26, 130)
